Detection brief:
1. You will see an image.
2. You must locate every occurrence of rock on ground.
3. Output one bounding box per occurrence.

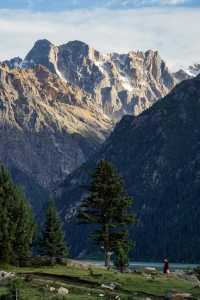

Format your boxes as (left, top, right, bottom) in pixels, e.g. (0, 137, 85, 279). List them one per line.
(58, 287, 69, 296)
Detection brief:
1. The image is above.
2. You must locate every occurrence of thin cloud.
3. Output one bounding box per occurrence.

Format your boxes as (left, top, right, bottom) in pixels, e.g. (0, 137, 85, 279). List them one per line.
(0, 7, 199, 70)
(144, 0, 189, 5)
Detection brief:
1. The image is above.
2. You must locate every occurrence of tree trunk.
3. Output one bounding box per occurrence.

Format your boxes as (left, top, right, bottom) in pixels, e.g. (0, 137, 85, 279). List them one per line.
(120, 264, 124, 273)
(104, 224, 111, 269)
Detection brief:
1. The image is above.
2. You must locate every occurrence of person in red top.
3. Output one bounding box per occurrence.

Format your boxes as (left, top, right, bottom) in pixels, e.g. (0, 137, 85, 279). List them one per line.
(163, 258, 170, 274)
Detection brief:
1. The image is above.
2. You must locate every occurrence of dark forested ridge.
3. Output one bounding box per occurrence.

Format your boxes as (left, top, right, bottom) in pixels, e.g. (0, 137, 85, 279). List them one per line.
(59, 75, 200, 262)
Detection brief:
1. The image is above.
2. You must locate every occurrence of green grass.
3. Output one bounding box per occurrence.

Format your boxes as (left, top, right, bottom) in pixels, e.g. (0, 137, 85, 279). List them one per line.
(0, 287, 8, 296)
(0, 262, 200, 299)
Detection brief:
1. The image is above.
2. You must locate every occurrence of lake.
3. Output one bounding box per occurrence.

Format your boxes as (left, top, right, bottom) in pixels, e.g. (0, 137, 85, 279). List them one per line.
(81, 260, 199, 271)
(129, 262, 199, 271)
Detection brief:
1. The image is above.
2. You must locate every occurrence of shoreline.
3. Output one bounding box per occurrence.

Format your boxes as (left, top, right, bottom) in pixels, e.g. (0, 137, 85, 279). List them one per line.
(73, 259, 199, 270)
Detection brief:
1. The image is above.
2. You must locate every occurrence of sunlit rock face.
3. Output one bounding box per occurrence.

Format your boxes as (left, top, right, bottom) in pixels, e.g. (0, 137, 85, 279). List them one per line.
(0, 64, 112, 191)
(23, 39, 177, 118)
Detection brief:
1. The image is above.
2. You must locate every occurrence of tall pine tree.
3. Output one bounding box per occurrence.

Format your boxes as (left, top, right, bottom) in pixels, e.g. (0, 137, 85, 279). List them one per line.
(13, 188, 35, 265)
(78, 160, 135, 269)
(0, 165, 35, 265)
(39, 200, 68, 261)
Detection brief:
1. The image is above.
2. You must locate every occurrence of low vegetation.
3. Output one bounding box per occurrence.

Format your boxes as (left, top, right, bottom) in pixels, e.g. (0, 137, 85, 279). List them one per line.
(0, 262, 200, 299)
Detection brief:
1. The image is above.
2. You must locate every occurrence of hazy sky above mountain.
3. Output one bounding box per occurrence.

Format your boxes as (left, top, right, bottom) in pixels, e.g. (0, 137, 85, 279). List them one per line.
(0, 0, 199, 70)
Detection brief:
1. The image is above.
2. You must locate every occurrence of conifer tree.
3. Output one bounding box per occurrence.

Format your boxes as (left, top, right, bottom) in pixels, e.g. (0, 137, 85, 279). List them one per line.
(13, 189, 35, 265)
(78, 160, 135, 269)
(0, 165, 35, 265)
(40, 200, 68, 261)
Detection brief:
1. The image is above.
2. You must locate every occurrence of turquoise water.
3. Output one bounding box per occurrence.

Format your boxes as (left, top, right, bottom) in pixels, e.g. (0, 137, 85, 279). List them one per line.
(82, 260, 199, 271)
(129, 262, 199, 271)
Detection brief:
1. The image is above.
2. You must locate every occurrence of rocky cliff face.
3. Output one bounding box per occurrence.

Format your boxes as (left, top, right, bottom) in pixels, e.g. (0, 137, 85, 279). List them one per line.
(22, 39, 178, 118)
(59, 75, 200, 262)
(0, 64, 111, 193)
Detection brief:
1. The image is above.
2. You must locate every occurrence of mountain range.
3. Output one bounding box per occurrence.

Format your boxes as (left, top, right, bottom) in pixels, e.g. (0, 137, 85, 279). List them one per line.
(1, 39, 200, 262)
(0, 39, 185, 211)
(4, 39, 182, 118)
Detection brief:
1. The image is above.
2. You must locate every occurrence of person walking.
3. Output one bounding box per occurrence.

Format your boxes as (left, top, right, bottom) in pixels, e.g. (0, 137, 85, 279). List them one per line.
(163, 258, 170, 274)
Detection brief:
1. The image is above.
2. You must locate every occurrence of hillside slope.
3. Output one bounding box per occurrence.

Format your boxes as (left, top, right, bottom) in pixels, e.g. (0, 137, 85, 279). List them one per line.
(59, 75, 200, 262)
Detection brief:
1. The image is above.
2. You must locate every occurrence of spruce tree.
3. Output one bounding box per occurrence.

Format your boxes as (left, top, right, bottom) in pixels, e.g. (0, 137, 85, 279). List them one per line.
(0, 166, 16, 263)
(13, 188, 35, 265)
(40, 200, 68, 261)
(0, 165, 35, 265)
(78, 160, 135, 269)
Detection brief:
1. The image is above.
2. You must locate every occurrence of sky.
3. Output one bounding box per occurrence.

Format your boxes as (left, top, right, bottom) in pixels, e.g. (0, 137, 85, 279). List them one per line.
(0, 0, 199, 70)
(0, 0, 199, 10)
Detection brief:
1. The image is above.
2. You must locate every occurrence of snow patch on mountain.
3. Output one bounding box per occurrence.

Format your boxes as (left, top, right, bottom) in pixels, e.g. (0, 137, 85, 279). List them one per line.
(118, 73, 134, 92)
(185, 64, 200, 77)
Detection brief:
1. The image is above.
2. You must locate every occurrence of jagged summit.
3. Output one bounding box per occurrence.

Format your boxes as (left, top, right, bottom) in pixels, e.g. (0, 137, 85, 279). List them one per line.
(173, 63, 200, 82)
(2, 57, 23, 69)
(186, 63, 200, 77)
(31, 38, 53, 48)
(5, 39, 178, 118)
(60, 40, 90, 51)
(24, 39, 57, 73)
(25, 39, 54, 61)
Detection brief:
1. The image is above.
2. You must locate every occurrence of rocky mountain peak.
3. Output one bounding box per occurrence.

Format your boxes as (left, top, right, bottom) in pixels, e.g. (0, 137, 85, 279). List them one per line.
(173, 69, 192, 82)
(26, 39, 54, 58)
(24, 39, 57, 73)
(173, 63, 200, 82)
(60, 40, 90, 56)
(2, 57, 23, 69)
(186, 63, 200, 77)
(20, 39, 178, 118)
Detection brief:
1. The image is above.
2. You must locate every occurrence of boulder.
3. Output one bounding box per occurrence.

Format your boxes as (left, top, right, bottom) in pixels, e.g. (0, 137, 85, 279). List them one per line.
(144, 267, 157, 274)
(0, 271, 15, 280)
(165, 292, 193, 300)
(174, 271, 200, 288)
(58, 287, 69, 296)
(101, 282, 118, 290)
